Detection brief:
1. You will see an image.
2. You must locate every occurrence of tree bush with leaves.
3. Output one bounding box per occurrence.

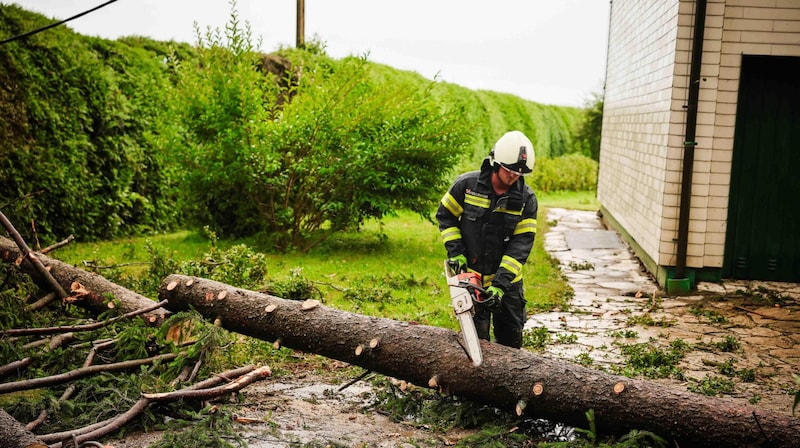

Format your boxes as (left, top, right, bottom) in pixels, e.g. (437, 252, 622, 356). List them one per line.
(0, 5, 186, 242)
(171, 12, 471, 252)
(574, 91, 604, 161)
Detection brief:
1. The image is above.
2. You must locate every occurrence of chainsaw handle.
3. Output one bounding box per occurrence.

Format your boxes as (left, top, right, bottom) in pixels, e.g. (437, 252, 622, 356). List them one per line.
(447, 259, 465, 274)
(467, 284, 488, 297)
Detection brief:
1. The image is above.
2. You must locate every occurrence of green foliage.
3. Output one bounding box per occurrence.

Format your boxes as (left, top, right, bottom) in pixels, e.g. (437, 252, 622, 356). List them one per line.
(0, 5, 189, 242)
(149, 405, 247, 448)
(712, 335, 740, 352)
(690, 306, 729, 324)
(541, 409, 668, 448)
(532, 153, 599, 193)
(613, 339, 689, 379)
(368, 376, 515, 434)
(180, 241, 270, 291)
(170, 10, 471, 251)
(573, 92, 604, 161)
(263, 267, 321, 301)
(3, 4, 594, 248)
(522, 326, 551, 350)
(688, 374, 735, 396)
(0, 265, 37, 329)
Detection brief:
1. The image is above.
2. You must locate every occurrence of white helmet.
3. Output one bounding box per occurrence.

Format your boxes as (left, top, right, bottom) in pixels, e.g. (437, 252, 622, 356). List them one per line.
(489, 130, 534, 176)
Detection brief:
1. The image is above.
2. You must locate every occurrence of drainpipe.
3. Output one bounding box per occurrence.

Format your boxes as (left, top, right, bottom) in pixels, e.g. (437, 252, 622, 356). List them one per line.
(675, 0, 707, 280)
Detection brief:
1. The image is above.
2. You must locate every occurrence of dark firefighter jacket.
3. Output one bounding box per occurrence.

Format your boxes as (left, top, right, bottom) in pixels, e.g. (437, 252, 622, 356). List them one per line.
(436, 157, 538, 292)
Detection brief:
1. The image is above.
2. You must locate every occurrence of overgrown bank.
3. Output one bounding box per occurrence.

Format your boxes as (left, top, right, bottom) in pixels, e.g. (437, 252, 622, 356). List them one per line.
(1, 4, 599, 252)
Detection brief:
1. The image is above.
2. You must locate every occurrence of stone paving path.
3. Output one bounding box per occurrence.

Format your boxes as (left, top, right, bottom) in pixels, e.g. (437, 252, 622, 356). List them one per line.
(526, 207, 800, 415)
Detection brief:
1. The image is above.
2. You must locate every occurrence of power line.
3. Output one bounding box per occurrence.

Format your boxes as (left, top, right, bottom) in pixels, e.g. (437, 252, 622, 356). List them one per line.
(0, 0, 120, 45)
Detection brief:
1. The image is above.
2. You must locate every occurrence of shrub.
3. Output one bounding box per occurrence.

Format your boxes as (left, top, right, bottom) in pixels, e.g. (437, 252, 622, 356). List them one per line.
(0, 6, 185, 242)
(170, 10, 471, 252)
(531, 153, 598, 192)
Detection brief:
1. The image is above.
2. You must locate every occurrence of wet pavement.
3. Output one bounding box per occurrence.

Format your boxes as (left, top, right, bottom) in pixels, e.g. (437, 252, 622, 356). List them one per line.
(526, 207, 800, 415)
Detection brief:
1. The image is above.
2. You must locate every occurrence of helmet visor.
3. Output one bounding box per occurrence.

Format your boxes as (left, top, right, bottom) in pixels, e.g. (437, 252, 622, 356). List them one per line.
(500, 162, 532, 176)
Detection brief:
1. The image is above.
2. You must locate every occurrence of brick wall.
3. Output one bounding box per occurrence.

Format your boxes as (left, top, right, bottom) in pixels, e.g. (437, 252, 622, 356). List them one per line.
(599, 0, 800, 281)
(598, 0, 680, 264)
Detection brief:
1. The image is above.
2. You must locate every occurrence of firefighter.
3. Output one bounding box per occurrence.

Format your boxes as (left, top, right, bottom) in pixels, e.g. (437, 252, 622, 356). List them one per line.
(436, 130, 538, 348)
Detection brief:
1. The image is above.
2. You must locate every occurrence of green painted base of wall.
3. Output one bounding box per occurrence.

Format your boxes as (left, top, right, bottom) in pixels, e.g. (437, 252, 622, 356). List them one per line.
(598, 206, 724, 295)
(666, 278, 692, 295)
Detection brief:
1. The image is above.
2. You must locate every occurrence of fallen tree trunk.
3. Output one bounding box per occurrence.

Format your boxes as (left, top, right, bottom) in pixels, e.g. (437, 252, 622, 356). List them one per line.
(0, 236, 169, 325)
(159, 274, 800, 448)
(0, 409, 46, 448)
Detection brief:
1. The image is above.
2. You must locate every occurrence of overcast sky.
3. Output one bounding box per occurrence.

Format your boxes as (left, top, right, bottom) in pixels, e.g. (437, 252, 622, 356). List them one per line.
(16, 0, 610, 107)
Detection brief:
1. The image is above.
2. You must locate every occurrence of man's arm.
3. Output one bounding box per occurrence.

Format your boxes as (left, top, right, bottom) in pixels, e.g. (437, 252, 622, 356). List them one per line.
(436, 180, 467, 258)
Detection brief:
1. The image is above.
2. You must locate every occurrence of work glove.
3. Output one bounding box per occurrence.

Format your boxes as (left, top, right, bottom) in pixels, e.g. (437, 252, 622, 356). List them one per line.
(448, 254, 468, 273)
(483, 286, 504, 311)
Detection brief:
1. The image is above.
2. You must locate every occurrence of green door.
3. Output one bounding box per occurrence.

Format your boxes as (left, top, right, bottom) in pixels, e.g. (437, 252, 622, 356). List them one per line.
(724, 55, 800, 281)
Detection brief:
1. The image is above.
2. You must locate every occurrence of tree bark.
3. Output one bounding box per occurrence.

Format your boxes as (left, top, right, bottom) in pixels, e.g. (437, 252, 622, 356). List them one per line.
(159, 274, 800, 448)
(0, 236, 169, 325)
(0, 409, 47, 448)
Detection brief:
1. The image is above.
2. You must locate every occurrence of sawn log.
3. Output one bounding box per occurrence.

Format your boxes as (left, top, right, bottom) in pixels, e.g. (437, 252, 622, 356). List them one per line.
(159, 274, 800, 448)
(0, 235, 168, 325)
(0, 409, 46, 448)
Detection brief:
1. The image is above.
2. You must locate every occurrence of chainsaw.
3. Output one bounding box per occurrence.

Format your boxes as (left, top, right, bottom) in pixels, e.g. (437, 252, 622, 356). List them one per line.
(444, 260, 490, 367)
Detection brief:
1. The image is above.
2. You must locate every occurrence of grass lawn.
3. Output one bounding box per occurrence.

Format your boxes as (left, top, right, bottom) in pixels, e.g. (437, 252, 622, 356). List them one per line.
(52, 191, 597, 331)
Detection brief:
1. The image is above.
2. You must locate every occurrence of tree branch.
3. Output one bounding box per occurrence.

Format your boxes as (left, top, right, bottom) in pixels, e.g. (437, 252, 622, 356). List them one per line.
(40, 365, 267, 447)
(2, 300, 168, 337)
(0, 352, 178, 395)
(0, 209, 68, 299)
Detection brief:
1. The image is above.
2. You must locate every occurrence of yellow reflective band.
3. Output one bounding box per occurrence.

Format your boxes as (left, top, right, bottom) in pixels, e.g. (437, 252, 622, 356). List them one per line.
(441, 192, 463, 217)
(513, 218, 537, 235)
(500, 255, 523, 276)
(440, 227, 462, 243)
(494, 207, 522, 216)
(482, 273, 494, 287)
(465, 193, 490, 209)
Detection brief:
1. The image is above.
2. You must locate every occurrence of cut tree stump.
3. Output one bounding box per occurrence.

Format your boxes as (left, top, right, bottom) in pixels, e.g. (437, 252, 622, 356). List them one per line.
(159, 274, 800, 448)
(0, 236, 169, 325)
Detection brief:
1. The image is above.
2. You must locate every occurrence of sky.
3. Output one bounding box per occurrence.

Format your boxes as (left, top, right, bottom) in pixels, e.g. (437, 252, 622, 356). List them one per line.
(16, 0, 611, 107)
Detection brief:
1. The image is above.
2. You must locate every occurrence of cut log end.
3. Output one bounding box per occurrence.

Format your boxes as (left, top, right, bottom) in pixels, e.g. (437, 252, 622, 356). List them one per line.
(613, 382, 625, 395)
(167, 280, 178, 291)
(428, 375, 440, 388)
(273, 338, 282, 349)
(355, 344, 364, 356)
(369, 338, 380, 349)
(532, 382, 544, 396)
(217, 290, 227, 300)
(515, 399, 527, 416)
(265, 303, 277, 313)
(186, 279, 194, 287)
(301, 299, 320, 310)
(213, 318, 223, 327)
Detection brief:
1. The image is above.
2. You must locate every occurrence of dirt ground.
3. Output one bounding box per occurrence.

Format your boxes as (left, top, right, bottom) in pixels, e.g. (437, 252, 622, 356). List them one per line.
(106, 362, 479, 448)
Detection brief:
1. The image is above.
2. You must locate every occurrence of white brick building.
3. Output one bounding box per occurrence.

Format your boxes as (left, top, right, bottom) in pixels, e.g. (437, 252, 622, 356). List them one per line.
(598, 0, 800, 289)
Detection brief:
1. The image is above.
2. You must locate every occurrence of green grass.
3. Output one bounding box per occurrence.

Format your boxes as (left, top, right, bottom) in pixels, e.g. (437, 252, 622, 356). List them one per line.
(537, 190, 599, 211)
(53, 197, 587, 332)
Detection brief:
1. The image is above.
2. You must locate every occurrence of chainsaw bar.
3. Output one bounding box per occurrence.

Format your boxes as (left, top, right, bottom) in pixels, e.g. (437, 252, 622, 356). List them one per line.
(444, 260, 483, 367)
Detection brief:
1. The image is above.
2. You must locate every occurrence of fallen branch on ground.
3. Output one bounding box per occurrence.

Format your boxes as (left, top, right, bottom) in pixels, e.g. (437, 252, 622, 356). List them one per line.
(40, 365, 270, 447)
(2, 299, 168, 337)
(0, 352, 179, 395)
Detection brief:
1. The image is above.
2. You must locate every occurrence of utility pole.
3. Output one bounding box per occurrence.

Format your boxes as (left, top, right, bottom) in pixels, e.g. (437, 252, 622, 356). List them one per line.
(296, 0, 305, 48)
